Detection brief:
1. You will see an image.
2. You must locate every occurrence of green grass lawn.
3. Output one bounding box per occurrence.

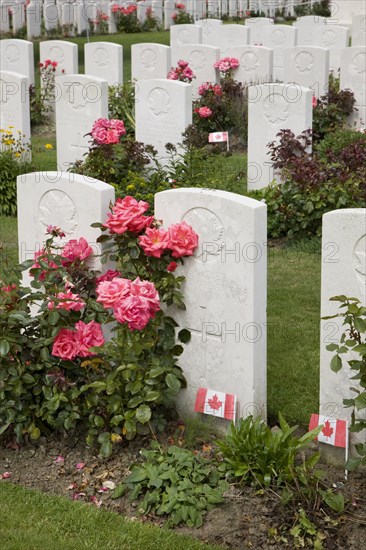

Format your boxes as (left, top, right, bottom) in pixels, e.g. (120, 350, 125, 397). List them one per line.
(0, 483, 222, 550)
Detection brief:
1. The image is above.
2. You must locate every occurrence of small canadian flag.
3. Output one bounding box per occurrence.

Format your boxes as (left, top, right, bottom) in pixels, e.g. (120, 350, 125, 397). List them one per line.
(208, 131, 229, 143)
(194, 388, 237, 421)
(309, 414, 348, 448)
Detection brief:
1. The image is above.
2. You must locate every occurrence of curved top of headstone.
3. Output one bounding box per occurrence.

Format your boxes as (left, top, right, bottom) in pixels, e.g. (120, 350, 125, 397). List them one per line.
(17, 172, 114, 192)
(156, 188, 266, 211)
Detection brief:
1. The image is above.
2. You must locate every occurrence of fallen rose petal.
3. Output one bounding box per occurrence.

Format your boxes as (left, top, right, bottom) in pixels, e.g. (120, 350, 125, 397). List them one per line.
(1, 472, 11, 479)
(97, 487, 110, 493)
(76, 462, 86, 470)
(90, 495, 102, 507)
(54, 455, 65, 465)
(67, 483, 77, 490)
(102, 480, 116, 490)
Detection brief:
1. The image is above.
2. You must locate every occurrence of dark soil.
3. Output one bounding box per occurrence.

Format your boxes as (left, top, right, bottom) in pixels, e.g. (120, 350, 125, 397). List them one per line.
(1, 430, 365, 549)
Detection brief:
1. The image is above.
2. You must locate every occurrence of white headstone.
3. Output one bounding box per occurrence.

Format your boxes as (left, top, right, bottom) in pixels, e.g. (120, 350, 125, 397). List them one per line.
(247, 83, 313, 190)
(294, 15, 329, 46)
(85, 42, 123, 86)
(131, 43, 171, 81)
(17, 172, 115, 280)
(330, 0, 366, 26)
(107, 1, 117, 33)
(170, 24, 202, 47)
(0, 70, 31, 154)
(260, 24, 298, 81)
(314, 25, 350, 71)
(61, 2, 75, 35)
(320, 209, 366, 453)
(154, 188, 267, 425)
(43, 0, 60, 32)
(0, 39, 35, 86)
(225, 45, 273, 85)
(40, 40, 78, 75)
(55, 74, 108, 169)
(340, 46, 366, 128)
(74, 0, 88, 35)
(135, 79, 192, 163)
(26, 0, 42, 39)
(0, 3, 10, 33)
(352, 13, 366, 46)
(201, 24, 250, 54)
(164, 0, 175, 30)
(151, 0, 163, 24)
(12, 1, 26, 34)
(245, 17, 274, 45)
(171, 44, 220, 98)
(195, 18, 222, 43)
(284, 46, 330, 99)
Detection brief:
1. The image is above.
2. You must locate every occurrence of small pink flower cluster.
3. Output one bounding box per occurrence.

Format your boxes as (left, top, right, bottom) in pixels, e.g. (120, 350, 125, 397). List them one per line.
(1, 284, 17, 293)
(112, 3, 137, 15)
(104, 196, 153, 235)
(52, 320, 105, 361)
(214, 57, 240, 73)
(194, 106, 213, 118)
(198, 83, 222, 96)
(176, 3, 185, 8)
(46, 225, 66, 238)
(31, 237, 93, 281)
(91, 118, 126, 146)
(138, 222, 199, 259)
(39, 59, 58, 70)
(48, 289, 85, 312)
(167, 60, 195, 83)
(312, 95, 318, 108)
(97, 277, 160, 331)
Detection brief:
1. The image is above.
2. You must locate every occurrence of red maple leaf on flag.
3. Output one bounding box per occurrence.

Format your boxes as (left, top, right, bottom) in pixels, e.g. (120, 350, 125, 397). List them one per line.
(322, 420, 334, 438)
(208, 394, 222, 411)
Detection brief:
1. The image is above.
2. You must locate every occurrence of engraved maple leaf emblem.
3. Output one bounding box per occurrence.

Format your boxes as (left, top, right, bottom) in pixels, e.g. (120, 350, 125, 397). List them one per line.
(321, 420, 334, 438)
(295, 51, 314, 73)
(352, 52, 366, 75)
(208, 394, 222, 411)
(148, 88, 171, 117)
(354, 251, 366, 277)
(140, 49, 157, 70)
(39, 190, 77, 235)
(189, 51, 206, 71)
(241, 52, 259, 71)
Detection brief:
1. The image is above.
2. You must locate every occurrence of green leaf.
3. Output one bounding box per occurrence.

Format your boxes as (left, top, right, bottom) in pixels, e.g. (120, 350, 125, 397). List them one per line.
(321, 490, 345, 513)
(354, 393, 366, 410)
(346, 456, 363, 471)
(30, 426, 41, 440)
(135, 404, 152, 424)
(354, 318, 366, 333)
(0, 340, 10, 356)
(99, 439, 113, 458)
(144, 391, 160, 402)
(178, 329, 191, 344)
(126, 467, 147, 484)
(111, 484, 127, 499)
(330, 354, 342, 373)
(165, 373, 181, 393)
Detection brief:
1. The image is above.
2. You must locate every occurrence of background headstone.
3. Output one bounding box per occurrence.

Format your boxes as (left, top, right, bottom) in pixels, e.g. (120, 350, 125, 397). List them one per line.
(55, 74, 108, 169)
(0, 70, 31, 153)
(131, 43, 171, 81)
(340, 46, 366, 128)
(135, 79, 192, 163)
(225, 45, 273, 85)
(261, 25, 298, 81)
(170, 24, 202, 47)
(171, 44, 220, 98)
(85, 42, 123, 86)
(283, 46, 330, 99)
(247, 83, 313, 190)
(0, 39, 35, 86)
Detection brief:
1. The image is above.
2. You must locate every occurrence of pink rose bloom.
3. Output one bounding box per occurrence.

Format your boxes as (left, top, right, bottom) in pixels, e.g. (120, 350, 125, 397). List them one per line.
(52, 328, 79, 360)
(91, 118, 126, 145)
(1, 284, 17, 292)
(75, 320, 105, 357)
(197, 106, 212, 118)
(167, 68, 179, 80)
(51, 290, 85, 312)
(168, 222, 199, 258)
(198, 82, 210, 95)
(96, 277, 131, 309)
(178, 59, 188, 68)
(104, 197, 152, 235)
(130, 278, 160, 315)
(312, 95, 318, 108)
(138, 227, 170, 258)
(61, 237, 93, 265)
(183, 67, 193, 80)
(230, 57, 239, 69)
(113, 295, 152, 331)
(96, 270, 122, 284)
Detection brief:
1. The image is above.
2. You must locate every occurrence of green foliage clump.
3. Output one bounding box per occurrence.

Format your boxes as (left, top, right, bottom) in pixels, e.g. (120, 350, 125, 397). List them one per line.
(112, 443, 228, 528)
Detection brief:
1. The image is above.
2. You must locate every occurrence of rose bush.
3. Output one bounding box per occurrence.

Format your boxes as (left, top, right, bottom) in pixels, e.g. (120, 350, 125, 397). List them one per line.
(0, 201, 199, 456)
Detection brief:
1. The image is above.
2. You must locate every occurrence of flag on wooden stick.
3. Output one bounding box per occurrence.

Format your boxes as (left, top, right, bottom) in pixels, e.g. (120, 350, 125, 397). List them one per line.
(208, 131, 228, 143)
(308, 414, 347, 448)
(194, 388, 237, 421)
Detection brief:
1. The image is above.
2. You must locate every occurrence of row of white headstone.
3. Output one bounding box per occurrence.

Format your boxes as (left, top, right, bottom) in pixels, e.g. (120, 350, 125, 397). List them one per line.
(16, 170, 366, 451)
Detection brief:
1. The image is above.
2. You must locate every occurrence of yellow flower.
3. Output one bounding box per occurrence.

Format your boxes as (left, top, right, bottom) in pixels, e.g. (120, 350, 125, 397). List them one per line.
(45, 143, 53, 150)
(126, 184, 135, 191)
(0, 129, 4, 133)
(15, 152, 21, 158)
(111, 433, 122, 443)
(8, 125, 14, 129)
